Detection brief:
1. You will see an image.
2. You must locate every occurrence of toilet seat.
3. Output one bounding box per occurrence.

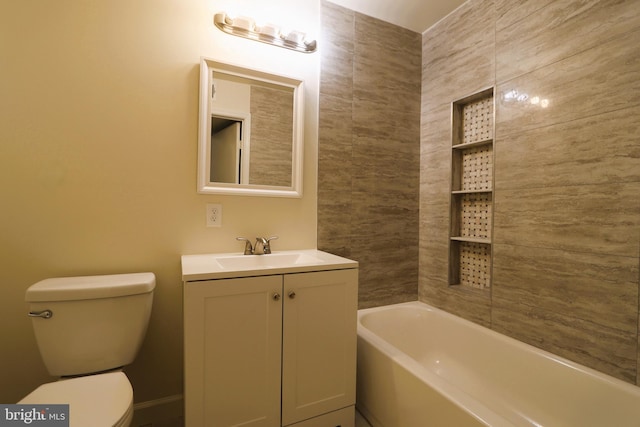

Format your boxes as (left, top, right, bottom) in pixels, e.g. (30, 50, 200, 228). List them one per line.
(19, 371, 133, 427)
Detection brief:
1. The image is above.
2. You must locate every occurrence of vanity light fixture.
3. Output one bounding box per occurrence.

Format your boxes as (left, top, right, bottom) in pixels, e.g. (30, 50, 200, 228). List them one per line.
(214, 12, 317, 53)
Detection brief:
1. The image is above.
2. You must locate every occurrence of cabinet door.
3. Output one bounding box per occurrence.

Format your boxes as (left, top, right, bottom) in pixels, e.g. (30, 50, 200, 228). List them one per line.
(281, 269, 358, 426)
(184, 276, 283, 427)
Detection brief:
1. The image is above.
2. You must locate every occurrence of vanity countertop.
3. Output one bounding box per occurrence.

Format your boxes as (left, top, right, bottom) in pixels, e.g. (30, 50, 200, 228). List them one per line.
(181, 249, 358, 281)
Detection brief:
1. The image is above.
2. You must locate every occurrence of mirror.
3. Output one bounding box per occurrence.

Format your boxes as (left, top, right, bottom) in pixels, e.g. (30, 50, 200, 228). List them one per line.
(198, 58, 304, 197)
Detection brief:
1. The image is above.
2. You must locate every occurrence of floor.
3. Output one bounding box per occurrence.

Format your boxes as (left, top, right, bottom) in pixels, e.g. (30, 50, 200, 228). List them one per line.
(355, 409, 373, 427)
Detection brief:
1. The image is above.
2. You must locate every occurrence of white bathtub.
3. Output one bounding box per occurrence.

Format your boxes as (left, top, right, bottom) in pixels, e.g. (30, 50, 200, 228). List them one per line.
(356, 301, 640, 427)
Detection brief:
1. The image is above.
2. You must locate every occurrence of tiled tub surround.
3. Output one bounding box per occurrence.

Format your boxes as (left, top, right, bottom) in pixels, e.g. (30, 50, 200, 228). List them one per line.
(318, 0, 640, 389)
(420, 0, 640, 385)
(318, 1, 421, 308)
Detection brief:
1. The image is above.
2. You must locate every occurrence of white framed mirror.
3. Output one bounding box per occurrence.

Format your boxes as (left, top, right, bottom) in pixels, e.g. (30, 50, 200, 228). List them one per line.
(198, 57, 304, 197)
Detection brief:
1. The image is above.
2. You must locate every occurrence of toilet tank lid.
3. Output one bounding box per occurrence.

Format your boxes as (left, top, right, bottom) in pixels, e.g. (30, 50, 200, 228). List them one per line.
(26, 272, 156, 302)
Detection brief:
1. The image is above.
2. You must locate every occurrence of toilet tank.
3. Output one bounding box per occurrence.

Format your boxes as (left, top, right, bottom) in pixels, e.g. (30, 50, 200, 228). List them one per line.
(25, 272, 155, 377)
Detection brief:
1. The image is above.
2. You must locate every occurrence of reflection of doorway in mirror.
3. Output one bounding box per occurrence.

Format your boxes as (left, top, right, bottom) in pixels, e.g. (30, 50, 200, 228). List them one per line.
(209, 111, 251, 185)
(211, 120, 242, 184)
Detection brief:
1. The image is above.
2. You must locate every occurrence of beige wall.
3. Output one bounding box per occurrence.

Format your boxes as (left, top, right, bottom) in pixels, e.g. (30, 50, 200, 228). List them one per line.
(0, 0, 319, 408)
(420, 0, 640, 384)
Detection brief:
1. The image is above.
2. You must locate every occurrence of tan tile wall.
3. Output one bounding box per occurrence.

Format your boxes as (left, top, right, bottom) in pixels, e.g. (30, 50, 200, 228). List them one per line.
(249, 86, 294, 186)
(318, 1, 422, 308)
(420, 0, 640, 384)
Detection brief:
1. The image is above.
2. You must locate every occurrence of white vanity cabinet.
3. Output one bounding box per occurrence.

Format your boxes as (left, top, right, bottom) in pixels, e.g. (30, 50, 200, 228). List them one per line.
(182, 250, 358, 427)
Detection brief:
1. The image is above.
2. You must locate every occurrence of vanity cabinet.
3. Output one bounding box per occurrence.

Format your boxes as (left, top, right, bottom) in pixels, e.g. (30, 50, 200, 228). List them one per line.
(183, 252, 358, 427)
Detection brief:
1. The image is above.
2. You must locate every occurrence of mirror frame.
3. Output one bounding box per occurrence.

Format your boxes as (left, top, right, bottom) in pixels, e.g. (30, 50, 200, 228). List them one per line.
(198, 57, 304, 198)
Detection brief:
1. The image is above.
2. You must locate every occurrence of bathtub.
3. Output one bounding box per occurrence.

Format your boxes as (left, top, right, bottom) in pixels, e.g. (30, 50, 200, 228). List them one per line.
(356, 301, 640, 427)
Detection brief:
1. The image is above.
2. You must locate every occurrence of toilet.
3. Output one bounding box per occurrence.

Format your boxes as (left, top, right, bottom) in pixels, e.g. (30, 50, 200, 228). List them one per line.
(20, 272, 156, 427)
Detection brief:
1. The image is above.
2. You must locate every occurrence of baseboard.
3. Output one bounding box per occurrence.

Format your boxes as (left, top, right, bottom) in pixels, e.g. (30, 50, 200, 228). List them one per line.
(133, 394, 183, 411)
(132, 395, 184, 427)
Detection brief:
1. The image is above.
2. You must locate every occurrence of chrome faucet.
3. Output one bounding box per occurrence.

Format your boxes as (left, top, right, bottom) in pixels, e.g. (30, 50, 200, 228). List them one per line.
(236, 236, 278, 255)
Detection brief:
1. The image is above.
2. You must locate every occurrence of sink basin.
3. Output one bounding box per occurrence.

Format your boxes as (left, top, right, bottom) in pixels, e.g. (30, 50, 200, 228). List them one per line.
(215, 253, 324, 270)
(181, 249, 358, 281)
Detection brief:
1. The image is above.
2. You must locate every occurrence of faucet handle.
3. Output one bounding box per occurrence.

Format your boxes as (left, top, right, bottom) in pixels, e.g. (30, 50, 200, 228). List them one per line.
(264, 236, 278, 254)
(236, 237, 253, 255)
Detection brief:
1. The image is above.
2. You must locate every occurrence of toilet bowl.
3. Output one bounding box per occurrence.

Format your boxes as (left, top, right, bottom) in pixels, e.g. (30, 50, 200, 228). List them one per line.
(19, 372, 133, 427)
(22, 272, 155, 427)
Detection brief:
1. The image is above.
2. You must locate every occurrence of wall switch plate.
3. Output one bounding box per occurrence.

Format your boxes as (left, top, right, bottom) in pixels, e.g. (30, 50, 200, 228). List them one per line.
(206, 203, 222, 227)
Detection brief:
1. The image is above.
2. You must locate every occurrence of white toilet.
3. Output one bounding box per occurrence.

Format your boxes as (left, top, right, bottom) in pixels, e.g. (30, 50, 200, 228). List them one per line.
(20, 272, 156, 427)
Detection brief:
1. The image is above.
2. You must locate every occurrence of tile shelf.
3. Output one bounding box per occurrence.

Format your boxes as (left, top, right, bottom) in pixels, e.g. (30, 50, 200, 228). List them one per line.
(452, 138, 493, 150)
(450, 236, 491, 244)
(449, 87, 495, 291)
(451, 189, 492, 194)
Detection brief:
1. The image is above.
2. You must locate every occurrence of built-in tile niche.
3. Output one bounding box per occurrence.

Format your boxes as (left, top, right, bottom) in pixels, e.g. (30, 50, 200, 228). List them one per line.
(449, 88, 494, 291)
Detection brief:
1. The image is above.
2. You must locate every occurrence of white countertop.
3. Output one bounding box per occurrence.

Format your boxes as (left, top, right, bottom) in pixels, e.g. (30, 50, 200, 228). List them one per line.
(181, 249, 358, 281)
